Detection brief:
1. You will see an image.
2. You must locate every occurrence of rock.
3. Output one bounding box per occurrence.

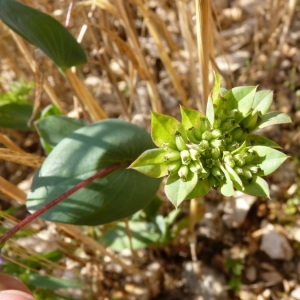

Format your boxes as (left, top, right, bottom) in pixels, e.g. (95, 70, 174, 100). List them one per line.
(261, 271, 283, 285)
(245, 265, 257, 282)
(222, 192, 257, 228)
(291, 287, 300, 300)
(260, 222, 293, 261)
(182, 261, 228, 299)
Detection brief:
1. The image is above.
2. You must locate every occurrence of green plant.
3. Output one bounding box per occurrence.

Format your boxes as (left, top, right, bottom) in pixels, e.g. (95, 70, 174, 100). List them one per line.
(225, 258, 243, 293)
(130, 74, 291, 206)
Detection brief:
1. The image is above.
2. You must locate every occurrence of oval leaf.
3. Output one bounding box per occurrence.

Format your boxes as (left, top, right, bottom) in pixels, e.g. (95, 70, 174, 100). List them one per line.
(246, 134, 281, 148)
(27, 120, 161, 225)
(206, 96, 215, 126)
(251, 146, 288, 176)
(240, 176, 270, 198)
(0, 0, 87, 71)
(258, 112, 292, 129)
(252, 90, 273, 114)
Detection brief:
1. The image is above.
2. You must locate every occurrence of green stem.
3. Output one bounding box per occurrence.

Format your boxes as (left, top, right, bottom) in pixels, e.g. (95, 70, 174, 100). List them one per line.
(0, 162, 127, 248)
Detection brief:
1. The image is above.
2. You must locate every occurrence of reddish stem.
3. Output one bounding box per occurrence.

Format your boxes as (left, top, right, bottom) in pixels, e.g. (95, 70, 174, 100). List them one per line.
(0, 162, 127, 248)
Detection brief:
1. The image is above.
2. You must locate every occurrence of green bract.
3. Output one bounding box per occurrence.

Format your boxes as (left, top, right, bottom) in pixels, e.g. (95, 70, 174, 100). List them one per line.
(130, 80, 291, 207)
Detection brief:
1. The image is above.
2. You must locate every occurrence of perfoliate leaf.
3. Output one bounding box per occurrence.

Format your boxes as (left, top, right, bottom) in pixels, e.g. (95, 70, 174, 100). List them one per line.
(206, 96, 215, 126)
(27, 120, 161, 225)
(233, 86, 257, 116)
(252, 90, 273, 114)
(258, 112, 292, 129)
(151, 112, 186, 148)
(185, 179, 210, 199)
(0, 0, 87, 71)
(241, 176, 270, 198)
(246, 134, 281, 148)
(180, 106, 206, 130)
(251, 146, 288, 176)
(129, 148, 169, 178)
(165, 172, 198, 207)
(220, 165, 235, 197)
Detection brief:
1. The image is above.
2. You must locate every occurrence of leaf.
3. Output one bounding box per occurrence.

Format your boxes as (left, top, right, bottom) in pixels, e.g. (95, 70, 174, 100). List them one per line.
(251, 146, 288, 176)
(165, 172, 198, 207)
(129, 148, 169, 178)
(220, 165, 235, 197)
(35, 115, 86, 148)
(0, 0, 87, 71)
(0, 102, 34, 130)
(206, 96, 215, 126)
(225, 86, 257, 116)
(224, 164, 244, 191)
(246, 134, 281, 148)
(241, 176, 270, 198)
(185, 179, 210, 199)
(211, 72, 221, 101)
(151, 112, 186, 148)
(27, 119, 161, 225)
(28, 273, 82, 289)
(180, 106, 206, 130)
(252, 90, 273, 114)
(258, 112, 292, 129)
(100, 221, 160, 251)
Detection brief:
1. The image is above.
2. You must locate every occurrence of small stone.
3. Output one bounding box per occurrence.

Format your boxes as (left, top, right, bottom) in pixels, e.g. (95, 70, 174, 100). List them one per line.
(291, 287, 300, 300)
(260, 222, 293, 261)
(222, 192, 257, 228)
(261, 271, 283, 285)
(245, 265, 257, 282)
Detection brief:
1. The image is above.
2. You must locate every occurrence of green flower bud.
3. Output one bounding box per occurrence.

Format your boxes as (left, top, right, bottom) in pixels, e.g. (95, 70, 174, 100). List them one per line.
(244, 165, 262, 175)
(231, 127, 244, 140)
(161, 142, 177, 151)
(213, 117, 222, 129)
(208, 175, 220, 189)
(202, 131, 212, 141)
(211, 167, 224, 181)
(189, 162, 203, 174)
(199, 168, 210, 179)
(236, 131, 249, 142)
(210, 139, 222, 148)
(242, 168, 253, 183)
(227, 109, 240, 119)
(180, 149, 191, 165)
(203, 150, 212, 159)
(233, 154, 245, 167)
(167, 160, 182, 175)
(234, 166, 243, 176)
(214, 97, 228, 115)
(189, 148, 200, 161)
(178, 165, 189, 181)
(186, 127, 199, 144)
(175, 132, 187, 151)
(199, 140, 210, 151)
(224, 133, 232, 144)
(226, 142, 239, 151)
(244, 148, 259, 163)
(220, 119, 237, 132)
(211, 148, 221, 160)
(211, 129, 222, 139)
(162, 150, 181, 162)
(223, 155, 235, 168)
(205, 158, 215, 168)
(200, 117, 209, 134)
(217, 110, 227, 121)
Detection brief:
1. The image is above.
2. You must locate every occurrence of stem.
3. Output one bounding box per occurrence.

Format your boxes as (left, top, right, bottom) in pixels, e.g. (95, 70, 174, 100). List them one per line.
(0, 162, 127, 248)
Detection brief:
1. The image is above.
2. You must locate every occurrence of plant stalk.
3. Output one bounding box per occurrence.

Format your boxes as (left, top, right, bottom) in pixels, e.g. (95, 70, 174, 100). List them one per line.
(0, 162, 127, 248)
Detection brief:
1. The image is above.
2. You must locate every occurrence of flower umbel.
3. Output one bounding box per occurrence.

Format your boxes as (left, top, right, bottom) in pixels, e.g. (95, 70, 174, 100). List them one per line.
(130, 82, 291, 207)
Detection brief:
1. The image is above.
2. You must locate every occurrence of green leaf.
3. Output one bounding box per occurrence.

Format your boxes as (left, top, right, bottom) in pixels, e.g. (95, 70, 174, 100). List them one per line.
(151, 112, 186, 148)
(211, 72, 221, 101)
(28, 273, 82, 289)
(0, 0, 87, 71)
(234, 86, 257, 116)
(258, 112, 292, 129)
(180, 106, 206, 130)
(40, 104, 62, 118)
(101, 221, 160, 251)
(129, 148, 169, 178)
(206, 96, 215, 126)
(35, 115, 85, 148)
(27, 120, 161, 225)
(241, 176, 270, 198)
(252, 90, 273, 114)
(0, 102, 34, 130)
(246, 134, 281, 148)
(165, 172, 198, 207)
(220, 165, 235, 197)
(251, 146, 288, 176)
(185, 179, 210, 199)
(224, 164, 244, 191)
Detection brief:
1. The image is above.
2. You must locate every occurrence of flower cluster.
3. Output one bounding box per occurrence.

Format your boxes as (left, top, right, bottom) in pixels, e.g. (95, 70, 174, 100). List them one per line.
(130, 83, 291, 207)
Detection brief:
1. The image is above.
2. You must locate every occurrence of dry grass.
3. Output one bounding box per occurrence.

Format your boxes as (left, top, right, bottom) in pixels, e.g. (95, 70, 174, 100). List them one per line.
(0, 0, 299, 299)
